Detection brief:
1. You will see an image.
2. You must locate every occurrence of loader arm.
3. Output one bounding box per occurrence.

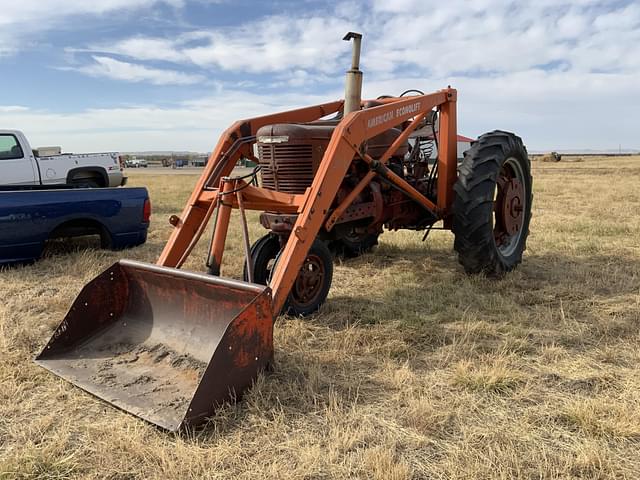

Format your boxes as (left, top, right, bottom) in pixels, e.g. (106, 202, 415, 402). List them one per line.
(269, 89, 457, 313)
(159, 88, 457, 313)
(157, 100, 344, 268)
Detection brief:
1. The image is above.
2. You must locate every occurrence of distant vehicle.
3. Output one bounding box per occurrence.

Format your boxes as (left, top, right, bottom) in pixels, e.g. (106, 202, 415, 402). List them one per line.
(126, 158, 148, 168)
(191, 157, 207, 167)
(541, 151, 562, 162)
(0, 129, 126, 187)
(0, 185, 150, 265)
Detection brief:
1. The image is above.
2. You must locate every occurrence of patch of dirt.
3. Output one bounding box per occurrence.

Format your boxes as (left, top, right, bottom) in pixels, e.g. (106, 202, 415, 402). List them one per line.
(83, 342, 208, 421)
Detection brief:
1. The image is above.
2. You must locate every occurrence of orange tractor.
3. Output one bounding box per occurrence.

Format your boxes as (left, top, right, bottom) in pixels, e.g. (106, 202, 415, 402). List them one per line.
(36, 33, 532, 431)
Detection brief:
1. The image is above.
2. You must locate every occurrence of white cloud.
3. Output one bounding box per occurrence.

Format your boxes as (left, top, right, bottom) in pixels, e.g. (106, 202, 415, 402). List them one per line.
(82, 15, 357, 74)
(184, 16, 356, 73)
(0, 0, 188, 56)
(1, 0, 639, 150)
(82, 37, 190, 63)
(72, 56, 204, 85)
(74, 1, 640, 82)
(0, 106, 29, 112)
(362, 69, 640, 150)
(0, 90, 336, 152)
(2, 65, 638, 153)
(359, 1, 640, 78)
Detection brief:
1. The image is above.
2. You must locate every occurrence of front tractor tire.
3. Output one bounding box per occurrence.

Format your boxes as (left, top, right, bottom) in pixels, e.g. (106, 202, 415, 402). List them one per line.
(243, 233, 281, 285)
(245, 235, 334, 317)
(280, 239, 333, 316)
(452, 130, 532, 277)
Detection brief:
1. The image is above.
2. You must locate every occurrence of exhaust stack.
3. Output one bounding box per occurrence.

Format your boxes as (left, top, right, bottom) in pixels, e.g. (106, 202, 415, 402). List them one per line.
(343, 32, 363, 115)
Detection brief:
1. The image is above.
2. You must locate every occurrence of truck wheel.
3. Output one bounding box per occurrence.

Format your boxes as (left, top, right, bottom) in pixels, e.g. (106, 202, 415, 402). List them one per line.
(72, 179, 101, 188)
(100, 227, 113, 249)
(452, 130, 532, 277)
(243, 233, 281, 284)
(268, 239, 333, 316)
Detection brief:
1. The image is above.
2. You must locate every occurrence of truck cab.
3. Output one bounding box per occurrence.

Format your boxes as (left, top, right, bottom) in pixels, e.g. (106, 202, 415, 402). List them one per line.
(0, 130, 39, 184)
(0, 129, 126, 187)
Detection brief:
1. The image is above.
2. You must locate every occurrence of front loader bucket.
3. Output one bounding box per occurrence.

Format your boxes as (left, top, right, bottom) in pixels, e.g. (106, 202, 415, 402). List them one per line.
(35, 260, 273, 431)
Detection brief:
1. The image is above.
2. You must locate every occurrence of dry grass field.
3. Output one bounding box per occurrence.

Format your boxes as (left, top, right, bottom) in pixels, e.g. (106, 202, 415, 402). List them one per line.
(1, 156, 639, 479)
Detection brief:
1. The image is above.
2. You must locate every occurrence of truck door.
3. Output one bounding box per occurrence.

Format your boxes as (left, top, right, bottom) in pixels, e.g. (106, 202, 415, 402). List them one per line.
(0, 133, 38, 185)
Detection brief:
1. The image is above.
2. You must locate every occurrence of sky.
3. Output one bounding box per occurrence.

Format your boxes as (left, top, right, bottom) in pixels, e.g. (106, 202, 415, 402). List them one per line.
(0, 0, 638, 153)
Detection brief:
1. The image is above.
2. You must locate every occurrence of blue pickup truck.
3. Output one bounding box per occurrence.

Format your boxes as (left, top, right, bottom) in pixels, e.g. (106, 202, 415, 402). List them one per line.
(0, 186, 150, 265)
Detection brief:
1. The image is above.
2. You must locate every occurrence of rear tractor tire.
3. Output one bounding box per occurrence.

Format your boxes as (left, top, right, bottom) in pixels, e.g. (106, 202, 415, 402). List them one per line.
(452, 130, 532, 277)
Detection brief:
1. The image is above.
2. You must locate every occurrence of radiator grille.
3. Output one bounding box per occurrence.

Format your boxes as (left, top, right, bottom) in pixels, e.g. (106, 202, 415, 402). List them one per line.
(258, 144, 314, 194)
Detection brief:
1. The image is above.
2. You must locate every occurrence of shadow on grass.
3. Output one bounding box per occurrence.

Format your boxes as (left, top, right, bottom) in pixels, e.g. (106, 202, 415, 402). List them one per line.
(178, 245, 640, 439)
(15, 236, 639, 441)
(0, 235, 162, 272)
(0, 237, 107, 271)
(330, 243, 639, 315)
(323, 246, 640, 352)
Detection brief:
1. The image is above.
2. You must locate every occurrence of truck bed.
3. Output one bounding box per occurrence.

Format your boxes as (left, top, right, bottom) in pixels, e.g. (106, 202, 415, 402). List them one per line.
(0, 187, 150, 265)
(37, 152, 120, 163)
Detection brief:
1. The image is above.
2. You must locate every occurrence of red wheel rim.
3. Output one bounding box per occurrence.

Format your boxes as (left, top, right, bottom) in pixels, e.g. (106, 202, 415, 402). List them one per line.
(290, 254, 325, 309)
(494, 158, 526, 256)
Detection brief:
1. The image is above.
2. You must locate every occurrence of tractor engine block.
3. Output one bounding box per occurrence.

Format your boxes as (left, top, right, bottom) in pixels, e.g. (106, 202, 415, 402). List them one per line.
(255, 121, 425, 236)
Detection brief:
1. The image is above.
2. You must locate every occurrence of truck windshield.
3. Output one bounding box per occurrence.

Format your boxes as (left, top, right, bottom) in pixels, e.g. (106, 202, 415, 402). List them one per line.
(0, 134, 24, 160)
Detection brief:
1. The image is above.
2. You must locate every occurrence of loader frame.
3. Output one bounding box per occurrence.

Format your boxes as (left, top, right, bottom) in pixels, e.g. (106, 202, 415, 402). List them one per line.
(158, 89, 458, 315)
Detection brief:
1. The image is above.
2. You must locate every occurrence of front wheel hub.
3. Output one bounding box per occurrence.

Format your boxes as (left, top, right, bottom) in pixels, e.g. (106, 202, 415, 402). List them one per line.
(293, 255, 324, 305)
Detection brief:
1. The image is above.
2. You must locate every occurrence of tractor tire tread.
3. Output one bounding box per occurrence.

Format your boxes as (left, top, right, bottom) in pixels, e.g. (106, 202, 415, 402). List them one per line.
(452, 130, 532, 277)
